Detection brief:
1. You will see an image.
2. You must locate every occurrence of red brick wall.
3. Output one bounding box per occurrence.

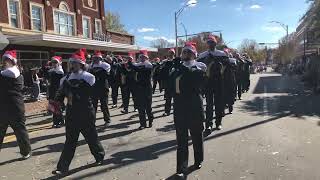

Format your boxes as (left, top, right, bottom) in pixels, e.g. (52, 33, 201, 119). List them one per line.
(0, 0, 9, 24)
(107, 31, 134, 45)
(0, 0, 105, 37)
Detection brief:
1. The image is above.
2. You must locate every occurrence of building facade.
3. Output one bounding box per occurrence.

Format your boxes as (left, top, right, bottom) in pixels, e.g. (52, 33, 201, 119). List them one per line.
(0, 0, 156, 70)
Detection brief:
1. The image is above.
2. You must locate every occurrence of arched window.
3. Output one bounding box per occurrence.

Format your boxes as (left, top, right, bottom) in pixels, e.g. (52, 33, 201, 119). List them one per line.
(59, 1, 69, 11)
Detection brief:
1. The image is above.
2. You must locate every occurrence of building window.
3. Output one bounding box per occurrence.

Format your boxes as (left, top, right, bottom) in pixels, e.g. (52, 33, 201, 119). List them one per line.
(82, 16, 91, 38)
(54, 11, 75, 36)
(8, 0, 20, 28)
(95, 19, 102, 34)
(31, 5, 43, 31)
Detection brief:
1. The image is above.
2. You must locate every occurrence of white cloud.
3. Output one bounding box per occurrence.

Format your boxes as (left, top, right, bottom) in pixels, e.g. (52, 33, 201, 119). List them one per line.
(187, 0, 197, 7)
(143, 36, 175, 43)
(250, 4, 262, 9)
(137, 28, 158, 33)
(261, 26, 283, 33)
(210, 0, 217, 2)
(236, 4, 243, 11)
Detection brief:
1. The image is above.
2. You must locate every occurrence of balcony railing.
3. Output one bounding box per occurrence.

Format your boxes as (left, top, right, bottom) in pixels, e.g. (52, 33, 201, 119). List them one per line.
(93, 33, 112, 42)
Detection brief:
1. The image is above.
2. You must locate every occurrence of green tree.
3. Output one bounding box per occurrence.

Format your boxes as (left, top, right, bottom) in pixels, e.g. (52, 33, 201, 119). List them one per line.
(105, 11, 127, 33)
(238, 39, 267, 63)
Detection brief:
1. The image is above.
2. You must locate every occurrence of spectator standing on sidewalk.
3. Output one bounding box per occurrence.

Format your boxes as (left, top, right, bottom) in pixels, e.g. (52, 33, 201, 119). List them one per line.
(31, 67, 41, 101)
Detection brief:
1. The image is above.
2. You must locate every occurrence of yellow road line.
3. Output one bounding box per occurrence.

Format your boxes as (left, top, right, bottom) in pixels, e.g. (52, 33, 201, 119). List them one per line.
(3, 124, 53, 143)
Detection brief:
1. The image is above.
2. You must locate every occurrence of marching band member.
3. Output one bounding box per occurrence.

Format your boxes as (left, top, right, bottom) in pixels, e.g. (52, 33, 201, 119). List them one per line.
(198, 35, 228, 132)
(52, 49, 105, 175)
(0, 50, 32, 159)
(169, 42, 206, 178)
(128, 50, 154, 129)
(48, 56, 65, 128)
(89, 51, 111, 127)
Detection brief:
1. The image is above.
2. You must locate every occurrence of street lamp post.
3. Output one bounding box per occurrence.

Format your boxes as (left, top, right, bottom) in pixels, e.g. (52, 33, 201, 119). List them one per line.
(269, 21, 289, 42)
(180, 23, 188, 41)
(174, 1, 196, 56)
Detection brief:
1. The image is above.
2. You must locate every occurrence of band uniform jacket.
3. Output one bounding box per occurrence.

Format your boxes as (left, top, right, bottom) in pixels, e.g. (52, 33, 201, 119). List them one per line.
(55, 71, 96, 127)
(168, 60, 207, 129)
(89, 62, 111, 96)
(0, 67, 25, 122)
(48, 66, 64, 100)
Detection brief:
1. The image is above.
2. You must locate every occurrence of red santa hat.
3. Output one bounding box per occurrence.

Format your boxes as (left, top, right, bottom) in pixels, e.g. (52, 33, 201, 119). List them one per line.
(70, 48, 87, 65)
(93, 50, 103, 59)
(2, 50, 17, 64)
(139, 50, 149, 59)
(168, 48, 175, 54)
(207, 35, 218, 44)
(117, 55, 123, 60)
(51, 56, 62, 64)
(127, 52, 135, 60)
(182, 42, 197, 56)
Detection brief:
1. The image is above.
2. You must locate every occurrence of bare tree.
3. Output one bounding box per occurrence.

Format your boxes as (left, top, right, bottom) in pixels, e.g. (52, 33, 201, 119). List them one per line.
(151, 38, 174, 48)
(105, 11, 127, 33)
(238, 39, 267, 63)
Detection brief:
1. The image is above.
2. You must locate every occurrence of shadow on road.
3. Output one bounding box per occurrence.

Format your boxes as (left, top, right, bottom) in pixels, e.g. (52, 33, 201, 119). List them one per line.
(242, 75, 320, 119)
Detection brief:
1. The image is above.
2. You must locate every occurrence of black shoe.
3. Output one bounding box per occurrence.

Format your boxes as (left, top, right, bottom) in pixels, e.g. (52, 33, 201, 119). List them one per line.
(176, 173, 186, 179)
(95, 159, 104, 166)
(149, 121, 153, 128)
(216, 125, 223, 130)
(52, 169, 68, 175)
(21, 153, 32, 160)
(121, 109, 128, 114)
(194, 162, 202, 169)
(111, 104, 117, 108)
(104, 121, 110, 128)
(138, 126, 146, 130)
(162, 112, 170, 116)
(204, 126, 212, 136)
(229, 106, 233, 114)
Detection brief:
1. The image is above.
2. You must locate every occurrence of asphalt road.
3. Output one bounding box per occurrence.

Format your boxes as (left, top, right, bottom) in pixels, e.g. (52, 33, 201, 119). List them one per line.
(1, 72, 320, 180)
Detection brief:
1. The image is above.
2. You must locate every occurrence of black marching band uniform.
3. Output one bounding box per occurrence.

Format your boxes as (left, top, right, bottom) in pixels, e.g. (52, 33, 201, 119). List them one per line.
(169, 43, 207, 177)
(128, 50, 154, 129)
(120, 52, 139, 114)
(243, 54, 253, 92)
(160, 48, 176, 116)
(198, 46, 228, 131)
(223, 53, 237, 114)
(151, 58, 162, 94)
(0, 50, 32, 159)
(52, 49, 105, 174)
(235, 53, 245, 100)
(48, 56, 65, 128)
(109, 56, 123, 108)
(89, 51, 111, 126)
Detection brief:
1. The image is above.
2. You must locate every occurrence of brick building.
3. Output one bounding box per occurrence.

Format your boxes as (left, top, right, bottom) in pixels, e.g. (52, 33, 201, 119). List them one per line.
(0, 0, 156, 71)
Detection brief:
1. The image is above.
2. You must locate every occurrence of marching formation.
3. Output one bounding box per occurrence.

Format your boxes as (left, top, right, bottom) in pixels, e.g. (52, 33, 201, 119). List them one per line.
(0, 35, 253, 178)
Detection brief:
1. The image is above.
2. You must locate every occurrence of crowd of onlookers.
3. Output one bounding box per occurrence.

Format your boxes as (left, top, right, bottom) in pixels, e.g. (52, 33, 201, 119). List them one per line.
(275, 54, 320, 93)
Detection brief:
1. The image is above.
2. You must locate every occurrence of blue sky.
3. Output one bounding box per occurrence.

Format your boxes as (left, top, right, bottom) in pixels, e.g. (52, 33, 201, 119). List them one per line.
(105, 0, 310, 48)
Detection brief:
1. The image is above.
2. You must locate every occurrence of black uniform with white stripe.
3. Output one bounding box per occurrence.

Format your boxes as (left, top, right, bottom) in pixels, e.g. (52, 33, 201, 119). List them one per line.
(0, 66, 31, 157)
(129, 61, 154, 128)
(168, 60, 207, 174)
(48, 66, 64, 127)
(198, 50, 228, 130)
(55, 71, 105, 171)
(89, 61, 111, 124)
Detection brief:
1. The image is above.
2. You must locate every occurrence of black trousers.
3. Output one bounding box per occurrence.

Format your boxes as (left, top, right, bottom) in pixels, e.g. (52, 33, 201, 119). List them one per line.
(164, 89, 173, 114)
(137, 87, 153, 127)
(176, 125, 204, 174)
(152, 79, 162, 94)
(0, 117, 31, 156)
(205, 90, 224, 128)
(236, 81, 242, 99)
(111, 83, 122, 105)
(57, 123, 105, 170)
(92, 93, 110, 123)
(122, 84, 138, 111)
